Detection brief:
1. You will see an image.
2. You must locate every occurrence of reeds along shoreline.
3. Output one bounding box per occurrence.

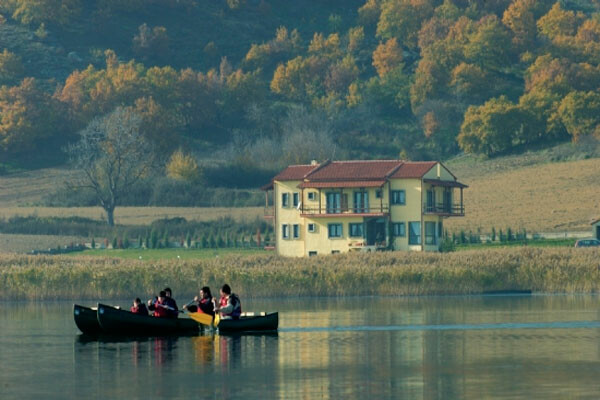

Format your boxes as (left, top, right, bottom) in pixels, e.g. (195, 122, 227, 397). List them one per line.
(0, 247, 599, 300)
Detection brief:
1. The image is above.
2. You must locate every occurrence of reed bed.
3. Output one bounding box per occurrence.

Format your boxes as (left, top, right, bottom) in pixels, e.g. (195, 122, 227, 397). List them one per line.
(1, 247, 600, 300)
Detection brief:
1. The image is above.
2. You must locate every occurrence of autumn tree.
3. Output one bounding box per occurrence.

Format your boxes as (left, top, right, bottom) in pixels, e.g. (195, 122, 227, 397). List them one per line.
(166, 149, 201, 182)
(372, 38, 403, 77)
(557, 90, 600, 141)
(8, 0, 81, 25)
(0, 78, 67, 153)
(376, 0, 434, 49)
(67, 107, 155, 226)
(458, 96, 530, 155)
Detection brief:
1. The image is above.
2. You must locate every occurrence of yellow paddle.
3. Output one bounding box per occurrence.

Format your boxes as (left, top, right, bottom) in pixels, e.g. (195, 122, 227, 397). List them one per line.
(189, 312, 213, 327)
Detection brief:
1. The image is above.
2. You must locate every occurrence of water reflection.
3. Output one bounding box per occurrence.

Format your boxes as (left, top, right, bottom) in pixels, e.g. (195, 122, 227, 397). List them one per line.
(3, 296, 600, 399)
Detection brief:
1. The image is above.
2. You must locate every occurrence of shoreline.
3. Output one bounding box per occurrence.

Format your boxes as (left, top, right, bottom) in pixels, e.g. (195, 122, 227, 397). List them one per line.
(1, 247, 599, 300)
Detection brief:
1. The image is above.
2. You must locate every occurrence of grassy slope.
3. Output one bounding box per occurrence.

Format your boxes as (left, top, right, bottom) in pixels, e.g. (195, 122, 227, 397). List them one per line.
(444, 142, 600, 233)
(1, 143, 599, 233)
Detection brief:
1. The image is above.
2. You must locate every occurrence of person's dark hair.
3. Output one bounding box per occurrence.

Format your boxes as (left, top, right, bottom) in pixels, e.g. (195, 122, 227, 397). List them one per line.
(159, 290, 167, 298)
(163, 287, 172, 296)
(221, 284, 231, 295)
(201, 286, 212, 298)
(135, 298, 141, 303)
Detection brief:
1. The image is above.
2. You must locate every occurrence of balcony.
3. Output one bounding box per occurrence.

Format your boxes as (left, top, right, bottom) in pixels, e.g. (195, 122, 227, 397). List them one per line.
(264, 207, 274, 219)
(423, 203, 465, 216)
(300, 205, 390, 218)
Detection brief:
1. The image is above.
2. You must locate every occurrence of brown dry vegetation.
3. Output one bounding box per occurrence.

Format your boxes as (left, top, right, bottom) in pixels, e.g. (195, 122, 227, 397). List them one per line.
(0, 234, 85, 254)
(0, 206, 264, 225)
(1, 247, 599, 300)
(446, 157, 600, 233)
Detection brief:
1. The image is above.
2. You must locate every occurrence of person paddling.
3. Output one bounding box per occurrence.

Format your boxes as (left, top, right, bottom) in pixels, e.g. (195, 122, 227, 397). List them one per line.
(184, 286, 215, 316)
(148, 291, 176, 318)
(163, 287, 179, 318)
(130, 298, 148, 316)
(213, 284, 241, 320)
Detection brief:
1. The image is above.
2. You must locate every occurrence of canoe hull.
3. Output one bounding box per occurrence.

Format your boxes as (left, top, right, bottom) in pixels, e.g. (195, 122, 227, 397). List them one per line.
(74, 304, 103, 335)
(96, 304, 201, 336)
(217, 312, 278, 332)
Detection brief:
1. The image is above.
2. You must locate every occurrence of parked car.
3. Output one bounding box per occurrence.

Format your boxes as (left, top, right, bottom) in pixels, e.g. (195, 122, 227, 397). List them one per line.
(574, 238, 600, 248)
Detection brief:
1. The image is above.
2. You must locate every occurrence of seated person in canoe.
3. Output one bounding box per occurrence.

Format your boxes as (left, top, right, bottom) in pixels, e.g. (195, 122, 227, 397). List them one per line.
(163, 287, 179, 317)
(147, 291, 177, 318)
(130, 298, 148, 316)
(213, 284, 241, 320)
(183, 286, 215, 316)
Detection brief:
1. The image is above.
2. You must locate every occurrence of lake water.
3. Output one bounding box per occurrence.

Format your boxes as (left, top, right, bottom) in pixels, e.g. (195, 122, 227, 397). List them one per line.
(2, 295, 600, 399)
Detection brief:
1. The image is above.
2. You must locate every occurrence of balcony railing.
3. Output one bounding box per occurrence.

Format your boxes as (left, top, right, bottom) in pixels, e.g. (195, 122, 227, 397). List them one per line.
(423, 203, 465, 216)
(264, 207, 274, 218)
(301, 205, 390, 217)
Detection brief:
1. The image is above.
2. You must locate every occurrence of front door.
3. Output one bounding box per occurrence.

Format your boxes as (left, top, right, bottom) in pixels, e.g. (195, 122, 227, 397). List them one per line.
(597, 226, 600, 240)
(366, 218, 386, 246)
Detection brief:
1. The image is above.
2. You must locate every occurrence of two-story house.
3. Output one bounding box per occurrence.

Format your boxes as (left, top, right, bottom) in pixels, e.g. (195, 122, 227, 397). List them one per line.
(262, 160, 467, 257)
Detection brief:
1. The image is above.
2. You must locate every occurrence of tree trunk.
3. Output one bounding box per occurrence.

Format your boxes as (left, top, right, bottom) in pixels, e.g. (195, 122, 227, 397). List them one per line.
(105, 207, 115, 226)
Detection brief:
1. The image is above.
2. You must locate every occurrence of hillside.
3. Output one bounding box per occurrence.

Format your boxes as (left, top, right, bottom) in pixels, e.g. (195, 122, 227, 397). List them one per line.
(445, 141, 600, 233)
(1, 142, 598, 233)
(1, 0, 600, 182)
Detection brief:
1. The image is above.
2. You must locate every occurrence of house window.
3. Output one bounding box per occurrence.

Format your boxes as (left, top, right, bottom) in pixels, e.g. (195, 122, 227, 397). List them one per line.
(409, 222, 421, 245)
(353, 191, 369, 213)
(293, 224, 300, 239)
(308, 251, 317, 256)
(425, 222, 436, 245)
(326, 192, 341, 214)
(307, 192, 316, 201)
(426, 190, 436, 212)
(391, 190, 406, 205)
(375, 189, 382, 199)
(281, 193, 289, 207)
(332, 250, 340, 254)
(307, 223, 316, 233)
(349, 223, 364, 238)
(282, 224, 289, 239)
(438, 221, 443, 238)
(328, 223, 343, 238)
(393, 222, 406, 237)
(293, 193, 300, 207)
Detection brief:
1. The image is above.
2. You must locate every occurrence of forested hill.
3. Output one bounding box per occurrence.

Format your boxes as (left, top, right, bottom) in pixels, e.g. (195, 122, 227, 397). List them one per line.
(1, 0, 600, 186)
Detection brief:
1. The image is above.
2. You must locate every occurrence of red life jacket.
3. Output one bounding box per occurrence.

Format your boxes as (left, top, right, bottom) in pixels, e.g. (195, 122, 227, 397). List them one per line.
(152, 299, 170, 318)
(219, 294, 242, 319)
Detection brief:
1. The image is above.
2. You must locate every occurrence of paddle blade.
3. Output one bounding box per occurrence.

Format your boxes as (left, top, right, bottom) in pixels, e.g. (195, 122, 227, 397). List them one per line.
(214, 313, 220, 328)
(189, 312, 213, 327)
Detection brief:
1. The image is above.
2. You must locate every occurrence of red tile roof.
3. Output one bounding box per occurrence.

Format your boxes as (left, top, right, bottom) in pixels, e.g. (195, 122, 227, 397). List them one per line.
(273, 164, 318, 181)
(266, 160, 460, 190)
(390, 162, 437, 179)
(305, 160, 402, 181)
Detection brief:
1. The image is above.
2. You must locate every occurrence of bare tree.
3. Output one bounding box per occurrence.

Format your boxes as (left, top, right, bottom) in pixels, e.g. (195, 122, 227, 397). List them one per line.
(67, 107, 155, 226)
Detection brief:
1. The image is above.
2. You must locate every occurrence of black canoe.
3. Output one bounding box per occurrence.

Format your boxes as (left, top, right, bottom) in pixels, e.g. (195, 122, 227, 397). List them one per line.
(96, 303, 200, 335)
(217, 312, 278, 332)
(73, 304, 103, 335)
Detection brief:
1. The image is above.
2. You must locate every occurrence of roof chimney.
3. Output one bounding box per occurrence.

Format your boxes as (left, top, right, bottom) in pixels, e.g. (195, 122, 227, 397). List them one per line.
(310, 159, 318, 166)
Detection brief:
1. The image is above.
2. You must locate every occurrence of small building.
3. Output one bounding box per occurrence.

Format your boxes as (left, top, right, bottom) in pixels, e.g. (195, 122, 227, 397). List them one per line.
(593, 218, 600, 240)
(262, 159, 467, 257)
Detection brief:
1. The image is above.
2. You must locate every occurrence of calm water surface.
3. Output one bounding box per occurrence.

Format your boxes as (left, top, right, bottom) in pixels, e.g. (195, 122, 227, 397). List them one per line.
(2, 295, 600, 399)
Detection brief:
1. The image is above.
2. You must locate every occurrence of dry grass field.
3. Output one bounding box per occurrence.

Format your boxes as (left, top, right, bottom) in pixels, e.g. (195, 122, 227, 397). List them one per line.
(0, 234, 85, 254)
(0, 206, 264, 225)
(0, 167, 77, 207)
(445, 156, 600, 233)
